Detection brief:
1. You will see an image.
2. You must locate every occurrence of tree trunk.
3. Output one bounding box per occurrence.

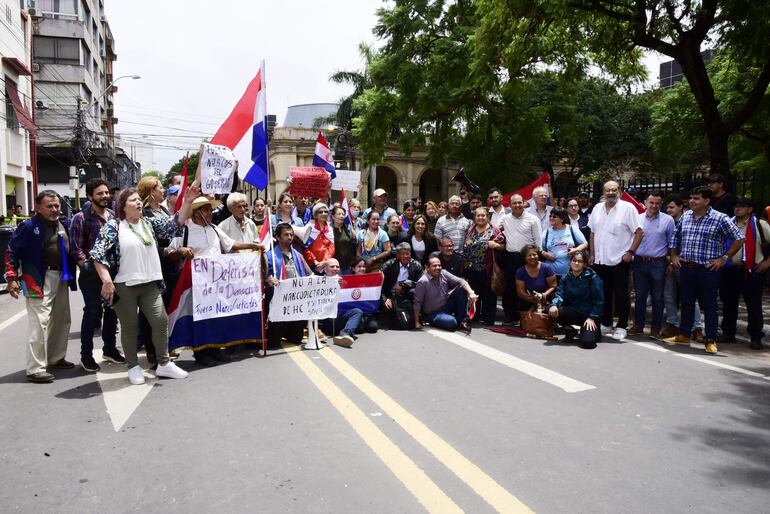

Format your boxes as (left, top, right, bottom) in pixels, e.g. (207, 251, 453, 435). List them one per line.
(706, 130, 730, 177)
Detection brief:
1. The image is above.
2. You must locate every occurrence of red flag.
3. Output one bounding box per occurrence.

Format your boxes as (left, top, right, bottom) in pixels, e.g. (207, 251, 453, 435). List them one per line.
(174, 153, 189, 212)
(258, 210, 271, 244)
(210, 72, 262, 150)
(621, 191, 645, 214)
(501, 174, 551, 207)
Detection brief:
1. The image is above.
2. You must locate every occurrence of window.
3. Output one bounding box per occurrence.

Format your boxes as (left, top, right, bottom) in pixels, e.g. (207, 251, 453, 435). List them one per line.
(6, 93, 19, 130)
(34, 36, 80, 66)
(38, 0, 78, 20)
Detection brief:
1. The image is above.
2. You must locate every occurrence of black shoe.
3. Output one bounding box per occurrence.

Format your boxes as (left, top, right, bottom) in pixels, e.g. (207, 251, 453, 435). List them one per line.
(102, 349, 126, 364)
(47, 359, 75, 370)
(195, 355, 219, 367)
(459, 318, 472, 335)
(563, 330, 576, 344)
(80, 357, 101, 373)
(27, 371, 55, 383)
(579, 340, 597, 349)
(750, 338, 764, 350)
(481, 320, 494, 326)
(210, 350, 231, 363)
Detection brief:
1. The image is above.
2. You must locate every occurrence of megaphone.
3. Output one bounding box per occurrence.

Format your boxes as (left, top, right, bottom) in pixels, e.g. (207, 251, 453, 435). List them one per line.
(452, 168, 480, 194)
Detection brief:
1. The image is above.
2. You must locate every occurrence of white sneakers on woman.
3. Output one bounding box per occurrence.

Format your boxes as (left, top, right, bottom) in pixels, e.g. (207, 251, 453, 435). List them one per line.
(128, 362, 188, 385)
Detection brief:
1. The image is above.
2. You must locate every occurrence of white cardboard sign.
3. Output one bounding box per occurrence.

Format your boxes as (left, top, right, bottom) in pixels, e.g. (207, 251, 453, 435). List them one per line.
(268, 275, 339, 322)
(200, 143, 237, 194)
(191, 253, 262, 321)
(330, 169, 361, 191)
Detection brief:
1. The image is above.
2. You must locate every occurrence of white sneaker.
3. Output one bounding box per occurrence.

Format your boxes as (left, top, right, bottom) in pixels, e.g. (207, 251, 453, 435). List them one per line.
(612, 328, 627, 341)
(156, 361, 189, 379)
(333, 334, 354, 348)
(600, 325, 615, 335)
(128, 365, 145, 385)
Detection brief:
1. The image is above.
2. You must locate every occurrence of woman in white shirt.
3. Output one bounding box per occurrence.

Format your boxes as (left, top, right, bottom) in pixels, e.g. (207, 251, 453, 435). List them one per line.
(91, 186, 197, 385)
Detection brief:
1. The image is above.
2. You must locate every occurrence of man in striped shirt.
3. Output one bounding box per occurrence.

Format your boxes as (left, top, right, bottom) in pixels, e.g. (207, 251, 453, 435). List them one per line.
(666, 186, 744, 354)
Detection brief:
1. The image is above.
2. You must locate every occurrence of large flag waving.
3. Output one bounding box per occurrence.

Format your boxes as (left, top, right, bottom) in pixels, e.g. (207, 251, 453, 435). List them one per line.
(312, 132, 336, 179)
(621, 191, 645, 213)
(501, 174, 551, 207)
(210, 62, 268, 189)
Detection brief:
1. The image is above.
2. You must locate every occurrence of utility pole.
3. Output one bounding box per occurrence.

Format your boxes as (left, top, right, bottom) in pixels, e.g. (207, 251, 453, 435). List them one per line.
(71, 96, 87, 210)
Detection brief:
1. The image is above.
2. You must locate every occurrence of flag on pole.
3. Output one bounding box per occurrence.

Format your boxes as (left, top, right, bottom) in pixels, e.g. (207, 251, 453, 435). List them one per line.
(621, 191, 645, 213)
(210, 63, 268, 189)
(312, 132, 336, 180)
(501, 174, 551, 207)
(258, 211, 272, 245)
(174, 153, 189, 212)
(340, 189, 353, 228)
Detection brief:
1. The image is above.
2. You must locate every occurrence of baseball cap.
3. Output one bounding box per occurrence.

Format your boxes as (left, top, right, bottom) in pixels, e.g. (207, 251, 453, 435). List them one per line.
(373, 188, 388, 197)
(167, 185, 180, 195)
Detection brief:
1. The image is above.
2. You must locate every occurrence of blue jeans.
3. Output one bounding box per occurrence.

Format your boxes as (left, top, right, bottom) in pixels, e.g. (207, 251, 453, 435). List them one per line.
(424, 288, 468, 331)
(679, 264, 721, 340)
(664, 268, 702, 328)
(632, 258, 667, 329)
(78, 266, 117, 358)
(320, 308, 364, 336)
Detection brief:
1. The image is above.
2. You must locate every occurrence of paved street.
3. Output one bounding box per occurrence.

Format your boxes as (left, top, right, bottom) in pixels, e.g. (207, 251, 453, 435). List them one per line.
(1, 291, 769, 513)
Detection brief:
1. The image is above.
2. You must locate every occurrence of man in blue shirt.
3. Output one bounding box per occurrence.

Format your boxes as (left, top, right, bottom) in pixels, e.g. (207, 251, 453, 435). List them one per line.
(666, 186, 744, 354)
(629, 192, 675, 338)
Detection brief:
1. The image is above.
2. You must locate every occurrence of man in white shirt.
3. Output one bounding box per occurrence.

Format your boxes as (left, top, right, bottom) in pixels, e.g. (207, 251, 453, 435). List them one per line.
(165, 196, 260, 366)
(498, 193, 541, 324)
(588, 181, 644, 341)
(218, 192, 259, 244)
(526, 186, 552, 232)
(487, 187, 510, 228)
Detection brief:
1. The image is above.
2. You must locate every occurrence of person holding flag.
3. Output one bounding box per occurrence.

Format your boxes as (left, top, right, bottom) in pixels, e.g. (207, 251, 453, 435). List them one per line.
(264, 223, 313, 349)
(312, 132, 337, 180)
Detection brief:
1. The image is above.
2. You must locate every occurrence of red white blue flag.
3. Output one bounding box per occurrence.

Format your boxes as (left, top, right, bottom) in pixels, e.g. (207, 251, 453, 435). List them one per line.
(337, 273, 383, 315)
(312, 132, 336, 179)
(340, 189, 353, 228)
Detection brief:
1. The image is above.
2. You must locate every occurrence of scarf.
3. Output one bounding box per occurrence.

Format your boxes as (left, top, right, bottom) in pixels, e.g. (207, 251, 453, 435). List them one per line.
(303, 221, 333, 249)
(268, 246, 307, 279)
(363, 227, 380, 254)
(726, 214, 757, 274)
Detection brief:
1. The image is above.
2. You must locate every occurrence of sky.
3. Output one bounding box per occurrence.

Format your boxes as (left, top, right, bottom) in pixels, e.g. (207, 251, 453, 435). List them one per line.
(105, 0, 663, 174)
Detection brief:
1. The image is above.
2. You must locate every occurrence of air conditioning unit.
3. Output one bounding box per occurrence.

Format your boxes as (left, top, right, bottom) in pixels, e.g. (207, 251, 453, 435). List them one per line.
(32, 63, 40, 72)
(100, 15, 107, 22)
(28, 7, 42, 18)
(35, 99, 49, 110)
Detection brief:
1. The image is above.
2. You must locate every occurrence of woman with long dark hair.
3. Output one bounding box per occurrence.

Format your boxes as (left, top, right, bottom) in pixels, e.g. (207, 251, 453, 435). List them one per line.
(407, 214, 438, 265)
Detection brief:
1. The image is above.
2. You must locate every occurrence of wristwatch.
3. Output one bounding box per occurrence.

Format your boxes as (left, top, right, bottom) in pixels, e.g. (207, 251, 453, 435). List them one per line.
(720, 254, 729, 262)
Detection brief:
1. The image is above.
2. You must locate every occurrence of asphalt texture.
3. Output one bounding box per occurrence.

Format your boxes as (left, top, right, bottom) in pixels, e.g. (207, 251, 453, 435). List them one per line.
(0, 291, 769, 513)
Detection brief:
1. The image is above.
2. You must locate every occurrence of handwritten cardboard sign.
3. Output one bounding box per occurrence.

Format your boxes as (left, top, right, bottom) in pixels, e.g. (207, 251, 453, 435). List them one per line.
(268, 275, 339, 322)
(330, 169, 361, 191)
(200, 143, 237, 194)
(290, 166, 330, 199)
(191, 253, 262, 321)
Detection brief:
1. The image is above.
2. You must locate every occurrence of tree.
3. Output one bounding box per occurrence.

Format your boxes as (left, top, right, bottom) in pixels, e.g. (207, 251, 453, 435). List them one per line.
(168, 153, 199, 185)
(473, 0, 770, 177)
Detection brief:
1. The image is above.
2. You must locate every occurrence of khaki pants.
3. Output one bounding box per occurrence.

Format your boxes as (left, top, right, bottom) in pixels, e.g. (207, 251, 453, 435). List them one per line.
(113, 282, 170, 369)
(25, 270, 71, 375)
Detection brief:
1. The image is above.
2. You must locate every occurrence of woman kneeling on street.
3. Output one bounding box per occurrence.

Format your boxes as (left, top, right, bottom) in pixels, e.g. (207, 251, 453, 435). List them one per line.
(547, 250, 604, 349)
(90, 185, 198, 384)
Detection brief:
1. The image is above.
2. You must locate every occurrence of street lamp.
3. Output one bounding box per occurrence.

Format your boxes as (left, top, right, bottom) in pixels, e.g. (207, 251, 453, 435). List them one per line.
(88, 74, 141, 108)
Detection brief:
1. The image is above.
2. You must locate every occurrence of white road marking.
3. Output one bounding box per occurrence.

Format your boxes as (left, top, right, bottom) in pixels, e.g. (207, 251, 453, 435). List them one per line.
(0, 309, 26, 333)
(632, 342, 769, 379)
(94, 350, 155, 431)
(426, 329, 596, 393)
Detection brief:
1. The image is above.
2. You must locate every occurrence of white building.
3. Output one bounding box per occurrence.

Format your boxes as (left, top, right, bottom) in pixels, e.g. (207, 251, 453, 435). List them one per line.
(0, 5, 35, 218)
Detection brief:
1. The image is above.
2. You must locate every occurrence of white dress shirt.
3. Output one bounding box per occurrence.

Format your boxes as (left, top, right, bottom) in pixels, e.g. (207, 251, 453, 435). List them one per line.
(588, 201, 643, 265)
(498, 211, 542, 253)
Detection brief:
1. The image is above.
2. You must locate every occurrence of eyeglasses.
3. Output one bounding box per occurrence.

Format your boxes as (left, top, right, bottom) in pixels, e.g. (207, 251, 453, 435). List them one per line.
(571, 259, 585, 264)
(316, 210, 328, 214)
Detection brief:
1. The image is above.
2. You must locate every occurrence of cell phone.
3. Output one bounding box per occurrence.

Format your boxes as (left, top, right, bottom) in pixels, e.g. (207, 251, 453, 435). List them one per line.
(102, 292, 120, 309)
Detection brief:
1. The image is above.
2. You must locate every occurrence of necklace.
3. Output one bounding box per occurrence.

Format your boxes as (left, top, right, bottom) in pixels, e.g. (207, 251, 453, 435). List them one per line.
(127, 219, 153, 246)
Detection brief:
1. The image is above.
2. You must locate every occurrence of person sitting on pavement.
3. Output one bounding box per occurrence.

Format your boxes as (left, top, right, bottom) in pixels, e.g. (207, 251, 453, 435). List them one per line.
(319, 258, 362, 348)
(69, 179, 125, 372)
(265, 223, 314, 349)
(5, 191, 78, 383)
(413, 256, 478, 334)
(516, 244, 558, 313)
(90, 187, 196, 385)
(351, 257, 379, 333)
(218, 192, 260, 244)
(357, 210, 391, 272)
(547, 250, 604, 349)
(165, 196, 261, 366)
(381, 242, 424, 330)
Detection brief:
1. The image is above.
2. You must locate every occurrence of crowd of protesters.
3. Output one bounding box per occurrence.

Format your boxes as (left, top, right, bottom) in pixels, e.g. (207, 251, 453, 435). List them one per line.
(4, 169, 769, 385)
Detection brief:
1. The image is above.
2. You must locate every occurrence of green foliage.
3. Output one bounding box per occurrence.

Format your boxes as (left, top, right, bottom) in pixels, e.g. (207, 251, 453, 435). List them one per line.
(168, 153, 199, 185)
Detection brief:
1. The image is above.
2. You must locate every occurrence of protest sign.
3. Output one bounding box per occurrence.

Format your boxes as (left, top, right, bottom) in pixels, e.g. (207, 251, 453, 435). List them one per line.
(191, 253, 262, 321)
(200, 143, 237, 194)
(268, 275, 339, 322)
(290, 166, 330, 198)
(330, 169, 361, 191)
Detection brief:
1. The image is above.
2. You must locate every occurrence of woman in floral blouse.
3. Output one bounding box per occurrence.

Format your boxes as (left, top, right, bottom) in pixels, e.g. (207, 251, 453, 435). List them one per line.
(90, 184, 198, 385)
(462, 207, 504, 325)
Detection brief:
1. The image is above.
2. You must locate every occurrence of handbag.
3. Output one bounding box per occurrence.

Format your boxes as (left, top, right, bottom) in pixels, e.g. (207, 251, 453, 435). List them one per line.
(520, 298, 555, 339)
(490, 258, 506, 297)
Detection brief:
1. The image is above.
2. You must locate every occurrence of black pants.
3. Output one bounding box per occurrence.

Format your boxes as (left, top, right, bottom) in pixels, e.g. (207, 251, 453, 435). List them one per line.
(267, 321, 306, 348)
(555, 306, 600, 348)
(593, 262, 631, 329)
(719, 267, 766, 340)
(501, 251, 524, 320)
(466, 268, 496, 323)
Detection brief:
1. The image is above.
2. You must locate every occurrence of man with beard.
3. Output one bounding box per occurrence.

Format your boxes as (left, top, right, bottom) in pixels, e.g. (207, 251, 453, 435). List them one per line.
(69, 179, 125, 372)
(487, 188, 510, 228)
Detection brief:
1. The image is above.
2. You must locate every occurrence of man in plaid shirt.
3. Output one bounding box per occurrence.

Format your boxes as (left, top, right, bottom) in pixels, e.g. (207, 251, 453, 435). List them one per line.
(666, 186, 744, 354)
(69, 179, 124, 372)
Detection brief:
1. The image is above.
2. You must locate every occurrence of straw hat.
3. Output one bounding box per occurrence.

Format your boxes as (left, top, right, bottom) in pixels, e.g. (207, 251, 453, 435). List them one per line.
(191, 196, 222, 210)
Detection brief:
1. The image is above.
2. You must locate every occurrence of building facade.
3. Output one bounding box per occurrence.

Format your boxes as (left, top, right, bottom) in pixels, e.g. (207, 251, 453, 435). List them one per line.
(30, 0, 122, 213)
(0, 4, 35, 218)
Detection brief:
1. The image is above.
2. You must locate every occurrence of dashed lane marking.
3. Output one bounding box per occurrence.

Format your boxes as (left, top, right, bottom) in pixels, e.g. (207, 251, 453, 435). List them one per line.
(632, 342, 769, 379)
(426, 328, 595, 393)
(283, 344, 463, 514)
(319, 345, 534, 514)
